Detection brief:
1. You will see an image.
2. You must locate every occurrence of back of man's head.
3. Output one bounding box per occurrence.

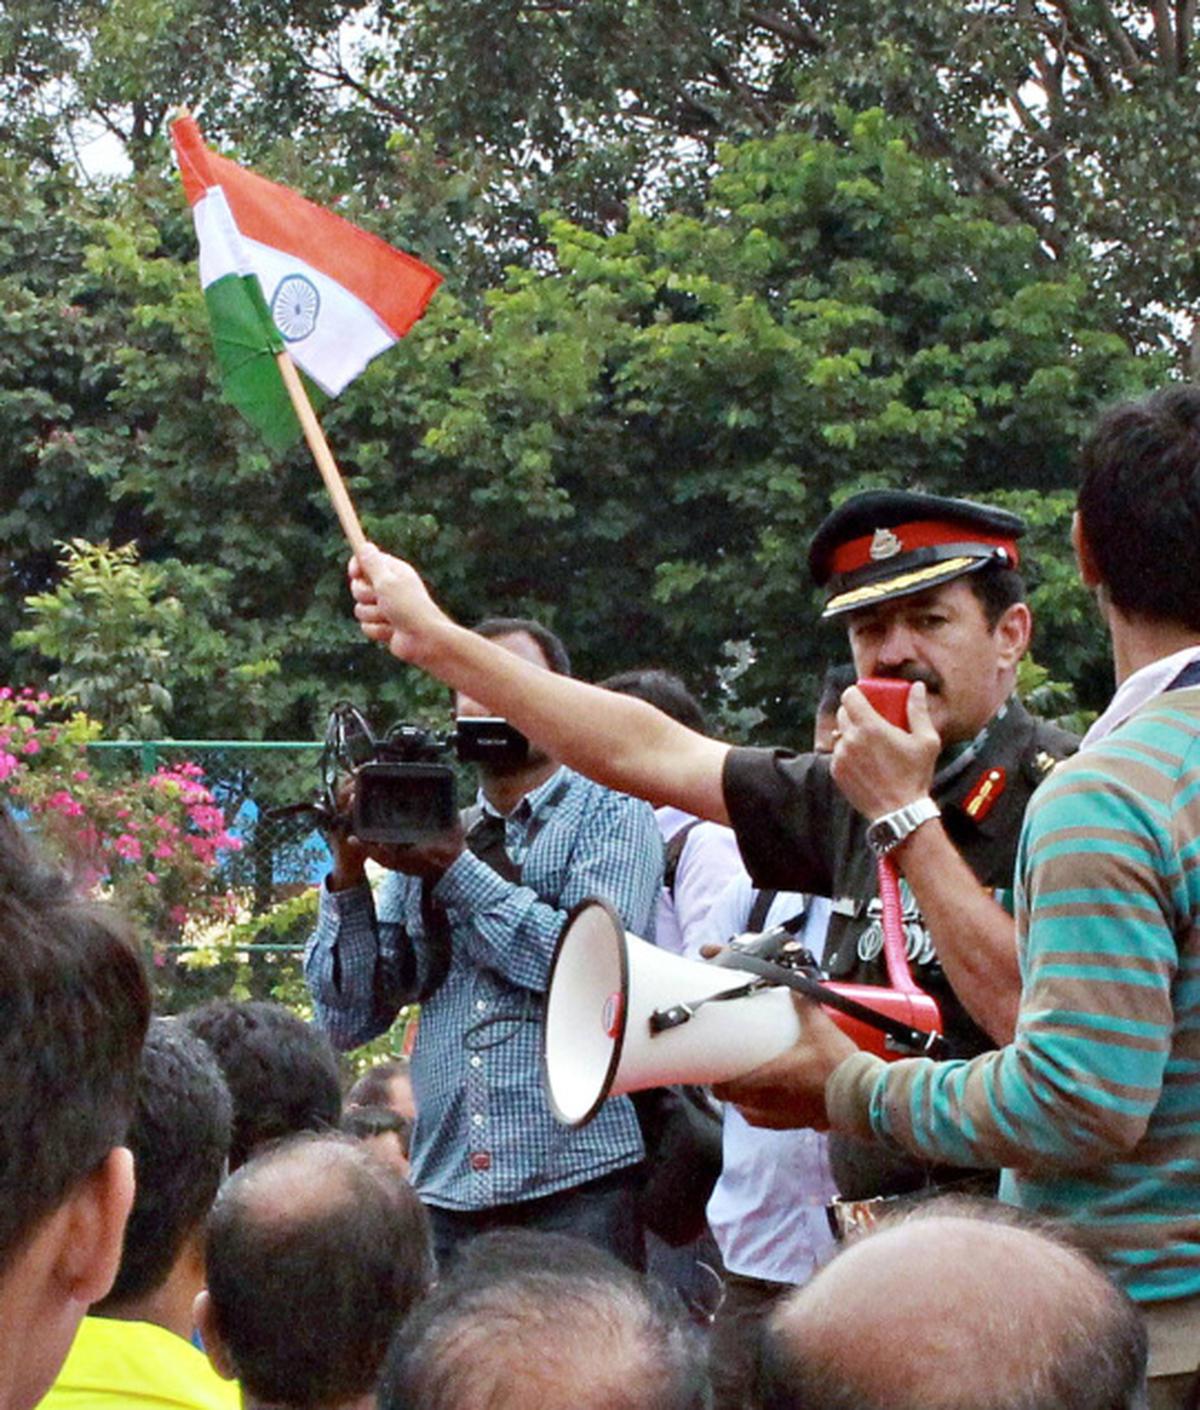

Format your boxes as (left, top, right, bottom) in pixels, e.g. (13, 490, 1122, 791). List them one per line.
(180, 999, 341, 1169)
(379, 1229, 708, 1410)
(199, 1132, 431, 1409)
(95, 1017, 231, 1311)
(759, 1200, 1147, 1410)
(0, 807, 151, 1406)
(602, 669, 708, 732)
(473, 616, 571, 675)
(1078, 385, 1200, 632)
(346, 1056, 414, 1119)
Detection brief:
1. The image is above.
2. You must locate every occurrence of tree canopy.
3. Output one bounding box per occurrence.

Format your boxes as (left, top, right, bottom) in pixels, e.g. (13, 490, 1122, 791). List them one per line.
(7, 1, 1200, 348)
(1, 100, 1156, 739)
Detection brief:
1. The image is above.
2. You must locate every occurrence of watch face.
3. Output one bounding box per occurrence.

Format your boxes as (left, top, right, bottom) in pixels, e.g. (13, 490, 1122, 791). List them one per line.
(866, 819, 897, 856)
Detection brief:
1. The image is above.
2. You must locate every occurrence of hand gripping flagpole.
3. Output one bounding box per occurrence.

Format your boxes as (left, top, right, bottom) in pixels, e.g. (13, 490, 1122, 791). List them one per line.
(274, 350, 368, 558)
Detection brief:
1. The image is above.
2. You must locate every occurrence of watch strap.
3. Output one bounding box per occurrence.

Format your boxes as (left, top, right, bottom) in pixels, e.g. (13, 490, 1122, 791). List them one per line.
(866, 796, 941, 856)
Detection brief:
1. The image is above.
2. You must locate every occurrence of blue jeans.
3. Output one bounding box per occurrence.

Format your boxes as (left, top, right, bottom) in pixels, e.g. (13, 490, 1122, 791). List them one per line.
(426, 1164, 646, 1273)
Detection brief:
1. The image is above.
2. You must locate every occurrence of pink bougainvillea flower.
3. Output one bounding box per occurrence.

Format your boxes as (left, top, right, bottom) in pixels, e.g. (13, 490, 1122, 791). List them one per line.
(113, 833, 142, 862)
(188, 804, 225, 833)
(45, 790, 84, 818)
(22, 738, 40, 756)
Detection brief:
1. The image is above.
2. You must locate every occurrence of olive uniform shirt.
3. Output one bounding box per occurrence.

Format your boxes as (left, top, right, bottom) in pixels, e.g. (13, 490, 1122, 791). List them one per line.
(724, 697, 1078, 1199)
(723, 697, 1077, 1059)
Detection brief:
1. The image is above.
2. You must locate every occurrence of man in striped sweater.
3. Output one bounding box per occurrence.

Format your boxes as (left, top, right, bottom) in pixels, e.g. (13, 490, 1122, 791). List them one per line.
(716, 386, 1200, 1408)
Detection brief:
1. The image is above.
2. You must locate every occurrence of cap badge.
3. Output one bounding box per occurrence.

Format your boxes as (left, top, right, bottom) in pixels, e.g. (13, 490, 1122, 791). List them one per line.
(869, 528, 903, 560)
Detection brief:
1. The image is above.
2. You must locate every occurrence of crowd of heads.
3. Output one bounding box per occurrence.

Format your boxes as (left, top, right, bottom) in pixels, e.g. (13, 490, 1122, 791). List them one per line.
(0, 781, 1153, 1410)
(8, 384, 1193, 1410)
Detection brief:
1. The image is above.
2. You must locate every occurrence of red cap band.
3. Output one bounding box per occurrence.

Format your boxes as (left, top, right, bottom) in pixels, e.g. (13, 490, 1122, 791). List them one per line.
(829, 520, 1020, 577)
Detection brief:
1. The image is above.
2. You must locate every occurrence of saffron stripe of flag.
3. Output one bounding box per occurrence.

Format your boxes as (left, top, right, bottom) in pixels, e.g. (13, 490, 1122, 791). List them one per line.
(171, 115, 441, 449)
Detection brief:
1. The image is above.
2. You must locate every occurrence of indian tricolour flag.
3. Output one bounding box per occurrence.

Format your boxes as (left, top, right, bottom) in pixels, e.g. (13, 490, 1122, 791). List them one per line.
(171, 114, 441, 450)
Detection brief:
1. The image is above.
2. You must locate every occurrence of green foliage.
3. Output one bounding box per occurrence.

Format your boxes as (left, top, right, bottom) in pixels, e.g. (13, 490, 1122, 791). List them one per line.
(0, 112, 1151, 744)
(8, 0, 1199, 351)
(17, 539, 180, 736)
(353, 113, 1151, 734)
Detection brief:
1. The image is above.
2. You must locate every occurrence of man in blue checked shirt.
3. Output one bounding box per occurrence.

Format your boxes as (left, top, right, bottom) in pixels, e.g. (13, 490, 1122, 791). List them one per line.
(305, 616, 663, 1272)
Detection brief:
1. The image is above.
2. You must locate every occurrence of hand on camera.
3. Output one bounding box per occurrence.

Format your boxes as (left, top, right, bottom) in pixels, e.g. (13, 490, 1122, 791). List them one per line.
(327, 783, 463, 887)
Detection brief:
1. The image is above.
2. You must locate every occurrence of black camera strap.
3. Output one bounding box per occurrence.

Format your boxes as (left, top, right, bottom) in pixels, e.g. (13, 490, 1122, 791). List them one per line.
(462, 810, 523, 884)
(461, 774, 573, 888)
(413, 776, 573, 1003)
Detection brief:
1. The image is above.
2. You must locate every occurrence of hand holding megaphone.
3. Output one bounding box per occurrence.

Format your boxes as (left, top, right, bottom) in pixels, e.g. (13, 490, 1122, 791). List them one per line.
(710, 993, 858, 1132)
(542, 898, 947, 1131)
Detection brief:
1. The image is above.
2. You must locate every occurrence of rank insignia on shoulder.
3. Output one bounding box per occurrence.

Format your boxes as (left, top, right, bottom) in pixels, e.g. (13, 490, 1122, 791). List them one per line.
(964, 766, 1006, 821)
(1033, 750, 1061, 778)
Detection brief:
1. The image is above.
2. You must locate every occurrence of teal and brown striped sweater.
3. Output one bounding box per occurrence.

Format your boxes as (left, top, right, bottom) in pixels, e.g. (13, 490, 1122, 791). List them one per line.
(828, 686, 1200, 1303)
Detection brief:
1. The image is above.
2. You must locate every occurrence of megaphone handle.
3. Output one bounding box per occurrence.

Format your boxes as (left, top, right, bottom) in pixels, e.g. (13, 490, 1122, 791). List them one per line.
(696, 953, 948, 1059)
(878, 855, 920, 995)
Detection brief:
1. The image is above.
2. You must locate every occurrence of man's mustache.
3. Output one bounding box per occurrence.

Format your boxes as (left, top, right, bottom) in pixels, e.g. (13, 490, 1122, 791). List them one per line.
(870, 665, 943, 695)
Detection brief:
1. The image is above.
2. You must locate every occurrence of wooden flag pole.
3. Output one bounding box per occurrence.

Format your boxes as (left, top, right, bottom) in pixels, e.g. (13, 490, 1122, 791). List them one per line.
(275, 349, 368, 557)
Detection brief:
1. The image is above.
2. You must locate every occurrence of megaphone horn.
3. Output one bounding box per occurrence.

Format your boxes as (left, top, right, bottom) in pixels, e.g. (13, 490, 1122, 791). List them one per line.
(541, 898, 803, 1128)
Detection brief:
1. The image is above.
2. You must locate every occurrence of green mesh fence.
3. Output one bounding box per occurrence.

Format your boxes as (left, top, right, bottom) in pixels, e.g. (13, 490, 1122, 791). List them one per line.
(85, 740, 329, 1014)
(86, 739, 327, 910)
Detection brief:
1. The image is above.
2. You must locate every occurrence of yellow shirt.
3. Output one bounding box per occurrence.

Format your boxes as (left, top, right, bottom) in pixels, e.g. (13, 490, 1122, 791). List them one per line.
(39, 1315, 240, 1410)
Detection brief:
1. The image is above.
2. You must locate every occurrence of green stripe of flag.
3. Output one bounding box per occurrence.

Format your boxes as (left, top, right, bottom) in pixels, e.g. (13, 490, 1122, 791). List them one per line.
(205, 272, 301, 451)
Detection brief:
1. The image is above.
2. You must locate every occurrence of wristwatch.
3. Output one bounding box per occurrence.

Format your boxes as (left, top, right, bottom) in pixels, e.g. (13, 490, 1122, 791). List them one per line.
(865, 797, 941, 858)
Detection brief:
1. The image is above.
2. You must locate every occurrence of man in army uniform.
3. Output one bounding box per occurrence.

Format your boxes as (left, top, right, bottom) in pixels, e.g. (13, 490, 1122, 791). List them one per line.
(344, 491, 1075, 1131)
(725, 492, 1076, 1066)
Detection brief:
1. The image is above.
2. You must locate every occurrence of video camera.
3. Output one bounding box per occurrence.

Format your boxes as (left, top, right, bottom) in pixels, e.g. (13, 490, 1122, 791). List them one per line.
(271, 703, 530, 846)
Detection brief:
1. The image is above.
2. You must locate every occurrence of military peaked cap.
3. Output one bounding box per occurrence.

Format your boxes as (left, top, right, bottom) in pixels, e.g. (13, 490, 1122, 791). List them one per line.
(808, 490, 1026, 619)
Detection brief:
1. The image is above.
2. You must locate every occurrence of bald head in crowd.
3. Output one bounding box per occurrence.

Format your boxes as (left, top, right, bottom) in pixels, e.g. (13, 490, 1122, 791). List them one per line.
(380, 1230, 708, 1410)
(760, 1201, 1147, 1410)
(196, 1132, 431, 1410)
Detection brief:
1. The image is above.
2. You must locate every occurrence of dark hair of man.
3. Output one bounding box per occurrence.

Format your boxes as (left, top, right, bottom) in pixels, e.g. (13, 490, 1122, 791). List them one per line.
(443, 1227, 638, 1283)
(0, 807, 151, 1273)
(341, 1103, 412, 1155)
(95, 1018, 232, 1308)
(1078, 385, 1200, 631)
(963, 561, 1026, 630)
(179, 999, 341, 1170)
(379, 1229, 709, 1410)
(472, 616, 571, 676)
(205, 1132, 432, 1409)
(602, 669, 708, 732)
(346, 1056, 409, 1108)
(816, 663, 857, 721)
(757, 1197, 1147, 1410)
